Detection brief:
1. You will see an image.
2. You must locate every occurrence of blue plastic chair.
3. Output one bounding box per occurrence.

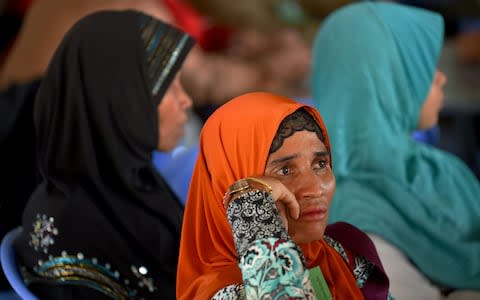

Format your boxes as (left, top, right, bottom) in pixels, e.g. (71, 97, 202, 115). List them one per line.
(0, 227, 38, 300)
(0, 290, 22, 300)
(412, 126, 441, 146)
(153, 145, 199, 206)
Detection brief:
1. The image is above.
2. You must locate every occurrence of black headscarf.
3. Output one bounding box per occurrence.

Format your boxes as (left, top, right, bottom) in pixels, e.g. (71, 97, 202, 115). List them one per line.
(0, 79, 41, 289)
(14, 10, 194, 299)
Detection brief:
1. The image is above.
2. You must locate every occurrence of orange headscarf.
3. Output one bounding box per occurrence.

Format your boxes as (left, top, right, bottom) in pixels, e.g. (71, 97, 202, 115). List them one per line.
(177, 92, 363, 299)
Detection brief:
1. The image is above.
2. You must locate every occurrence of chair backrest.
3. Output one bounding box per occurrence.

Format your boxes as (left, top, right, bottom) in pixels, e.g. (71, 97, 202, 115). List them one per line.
(153, 145, 199, 205)
(0, 290, 22, 300)
(0, 227, 39, 300)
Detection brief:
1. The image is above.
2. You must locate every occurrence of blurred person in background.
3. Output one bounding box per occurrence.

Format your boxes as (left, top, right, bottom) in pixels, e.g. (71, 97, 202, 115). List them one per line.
(13, 10, 194, 299)
(312, 2, 480, 299)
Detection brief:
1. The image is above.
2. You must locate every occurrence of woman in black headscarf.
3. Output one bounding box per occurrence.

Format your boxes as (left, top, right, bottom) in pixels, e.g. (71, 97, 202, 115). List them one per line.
(13, 10, 195, 299)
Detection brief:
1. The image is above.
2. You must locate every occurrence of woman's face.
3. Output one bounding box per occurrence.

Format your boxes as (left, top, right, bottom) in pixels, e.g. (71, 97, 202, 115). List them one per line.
(417, 70, 447, 130)
(157, 73, 192, 151)
(264, 130, 335, 244)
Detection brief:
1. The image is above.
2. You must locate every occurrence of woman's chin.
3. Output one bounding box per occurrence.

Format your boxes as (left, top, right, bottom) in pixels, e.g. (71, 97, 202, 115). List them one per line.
(291, 230, 325, 244)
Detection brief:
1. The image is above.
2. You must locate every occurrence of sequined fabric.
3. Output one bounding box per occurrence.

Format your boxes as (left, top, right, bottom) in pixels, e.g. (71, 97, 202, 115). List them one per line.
(22, 250, 158, 300)
(29, 214, 58, 254)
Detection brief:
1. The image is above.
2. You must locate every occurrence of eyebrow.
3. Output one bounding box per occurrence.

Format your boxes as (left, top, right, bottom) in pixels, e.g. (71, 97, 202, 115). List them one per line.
(268, 151, 329, 165)
(315, 151, 330, 158)
(269, 154, 299, 165)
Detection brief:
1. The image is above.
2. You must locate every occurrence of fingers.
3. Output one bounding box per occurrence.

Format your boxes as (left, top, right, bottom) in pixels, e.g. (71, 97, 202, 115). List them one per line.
(278, 188, 299, 220)
(254, 176, 299, 220)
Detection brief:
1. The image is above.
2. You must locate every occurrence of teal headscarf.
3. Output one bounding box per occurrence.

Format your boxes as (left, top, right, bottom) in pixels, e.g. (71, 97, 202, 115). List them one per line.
(312, 2, 480, 289)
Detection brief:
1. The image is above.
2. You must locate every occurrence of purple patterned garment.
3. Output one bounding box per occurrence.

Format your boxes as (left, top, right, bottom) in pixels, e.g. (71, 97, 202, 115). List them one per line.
(326, 222, 390, 300)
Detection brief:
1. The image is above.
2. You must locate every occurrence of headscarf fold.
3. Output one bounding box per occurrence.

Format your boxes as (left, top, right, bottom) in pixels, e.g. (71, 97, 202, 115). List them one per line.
(312, 2, 480, 289)
(177, 92, 364, 299)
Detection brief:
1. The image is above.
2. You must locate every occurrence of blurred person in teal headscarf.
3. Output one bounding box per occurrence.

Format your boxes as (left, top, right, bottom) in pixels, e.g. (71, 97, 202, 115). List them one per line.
(312, 2, 480, 299)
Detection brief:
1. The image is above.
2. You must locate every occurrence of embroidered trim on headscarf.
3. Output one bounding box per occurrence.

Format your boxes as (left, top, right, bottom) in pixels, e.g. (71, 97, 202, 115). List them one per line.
(139, 15, 195, 100)
(24, 253, 130, 299)
(22, 251, 157, 300)
(269, 108, 325, 154)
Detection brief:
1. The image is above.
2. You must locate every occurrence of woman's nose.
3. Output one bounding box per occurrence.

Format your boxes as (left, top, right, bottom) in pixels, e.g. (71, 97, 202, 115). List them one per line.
(183, 93, 193, 109)
(295, 170, 323, 200)
(179, 87, 193, 110)
(436, 70, 447, 86)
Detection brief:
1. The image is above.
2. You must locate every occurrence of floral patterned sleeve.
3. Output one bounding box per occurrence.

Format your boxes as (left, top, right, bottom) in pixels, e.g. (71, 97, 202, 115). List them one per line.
(211, 189, 315, 300)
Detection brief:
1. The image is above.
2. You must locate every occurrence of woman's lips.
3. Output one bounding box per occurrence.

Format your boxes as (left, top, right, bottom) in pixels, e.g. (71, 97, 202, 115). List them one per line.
(299, 206, 327, 221)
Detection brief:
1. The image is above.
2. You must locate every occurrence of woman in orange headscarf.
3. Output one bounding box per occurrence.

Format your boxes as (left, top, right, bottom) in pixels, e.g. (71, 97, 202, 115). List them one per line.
(177, 92, 391, 299)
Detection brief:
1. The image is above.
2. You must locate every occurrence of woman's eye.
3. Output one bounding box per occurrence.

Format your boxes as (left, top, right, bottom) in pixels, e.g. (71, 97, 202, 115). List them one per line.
(278, 166, 290, 176)
(315, 160, 327, 169)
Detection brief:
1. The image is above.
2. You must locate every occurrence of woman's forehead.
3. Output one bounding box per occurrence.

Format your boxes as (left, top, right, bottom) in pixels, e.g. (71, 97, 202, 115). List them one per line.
(268, 130, 327, 158)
